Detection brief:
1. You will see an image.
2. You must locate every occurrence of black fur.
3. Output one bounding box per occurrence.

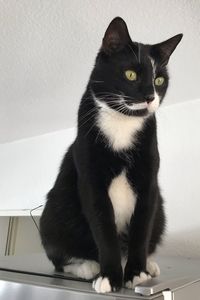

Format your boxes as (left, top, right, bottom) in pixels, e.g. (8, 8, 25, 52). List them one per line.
(40, 17, 182, 291)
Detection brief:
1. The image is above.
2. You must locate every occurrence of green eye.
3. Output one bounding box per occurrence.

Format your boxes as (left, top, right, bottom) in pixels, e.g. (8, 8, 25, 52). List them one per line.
(125, 70, 137, 81)
(155, 76, 165, 86)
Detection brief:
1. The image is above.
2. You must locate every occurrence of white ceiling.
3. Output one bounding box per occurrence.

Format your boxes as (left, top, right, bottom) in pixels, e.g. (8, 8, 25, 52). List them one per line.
(1, 0, 200, 143)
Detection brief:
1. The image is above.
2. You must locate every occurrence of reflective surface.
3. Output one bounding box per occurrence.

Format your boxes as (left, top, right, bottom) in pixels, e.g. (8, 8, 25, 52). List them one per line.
(0, 255, 200, 299)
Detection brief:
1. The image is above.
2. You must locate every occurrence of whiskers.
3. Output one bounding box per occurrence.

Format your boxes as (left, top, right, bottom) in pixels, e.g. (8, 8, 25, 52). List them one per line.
(79, 107, 97, 127)
(94, 91, 123, 99)
(92, 91, 134, 117)
(90, 80, 105, 84)
(78, 91, 132, 140)
(79, 107, 99, 139)
(137, 43, 141, 64)
(125, 42, 142, 64)
(127, 44, 139, 62)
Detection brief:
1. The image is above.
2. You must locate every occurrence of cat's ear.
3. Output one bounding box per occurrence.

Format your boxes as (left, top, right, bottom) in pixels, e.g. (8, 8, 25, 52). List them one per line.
(151, 34, 183, 66)
(102, 17, 131, 54)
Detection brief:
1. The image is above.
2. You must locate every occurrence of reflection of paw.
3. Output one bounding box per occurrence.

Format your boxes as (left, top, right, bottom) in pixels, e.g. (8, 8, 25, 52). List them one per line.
(92, 276, 112, 293)
(147, 260, 160, 277)
(125, 272, 152, 289)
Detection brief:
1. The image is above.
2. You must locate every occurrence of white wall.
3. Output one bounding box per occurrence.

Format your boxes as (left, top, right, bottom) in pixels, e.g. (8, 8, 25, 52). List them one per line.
(0, 0, 200, 143)
(157, 100, 200, 258)
(0, 128, 75, 211)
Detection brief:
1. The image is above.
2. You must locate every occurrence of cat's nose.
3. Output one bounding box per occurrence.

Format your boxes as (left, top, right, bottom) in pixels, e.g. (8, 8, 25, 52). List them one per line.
(144, 95, 154, 103)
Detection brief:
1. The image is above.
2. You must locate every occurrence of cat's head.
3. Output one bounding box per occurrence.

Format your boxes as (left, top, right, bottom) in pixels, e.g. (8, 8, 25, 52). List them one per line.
(90, 17, 182, 117)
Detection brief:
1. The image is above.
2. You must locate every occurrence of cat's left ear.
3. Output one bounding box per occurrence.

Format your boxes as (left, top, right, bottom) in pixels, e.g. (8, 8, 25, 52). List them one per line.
(151, 34, 183, 66)
(102, 17, 131, 54)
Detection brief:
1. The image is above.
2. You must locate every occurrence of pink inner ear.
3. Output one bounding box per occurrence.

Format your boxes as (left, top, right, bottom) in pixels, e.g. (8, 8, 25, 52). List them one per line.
(103, 32, 121, 52)
(106, 33, 120, 45)
(107, 32, 120, 41)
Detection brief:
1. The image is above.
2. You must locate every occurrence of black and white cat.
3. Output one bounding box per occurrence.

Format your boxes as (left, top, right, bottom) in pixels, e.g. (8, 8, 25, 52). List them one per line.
(40, 17, 182, 293)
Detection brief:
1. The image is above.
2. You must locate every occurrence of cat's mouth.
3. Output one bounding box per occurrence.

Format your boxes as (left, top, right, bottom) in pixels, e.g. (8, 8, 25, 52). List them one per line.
(121, 95, 160, 115)
(93, 92, 159, 116)
(125, 102, 148, 111)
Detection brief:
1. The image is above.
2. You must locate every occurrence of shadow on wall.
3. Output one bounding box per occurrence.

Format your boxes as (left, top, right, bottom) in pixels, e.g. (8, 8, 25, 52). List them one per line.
(158, 228, 200, 258)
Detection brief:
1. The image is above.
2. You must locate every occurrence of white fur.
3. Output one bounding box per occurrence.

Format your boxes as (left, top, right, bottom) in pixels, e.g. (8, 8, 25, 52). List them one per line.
(125, 272, 152, 289)
(93, 276, 112, 293)
(150, 57, 156, 78)
(147, 258, 160, 277)
(95, 99, 144, 151)
(149, 56, 161, 113)
(126, 102, 148, 110)
(64, 259, 100, 280)
(148, 92, 160, 113)
(108, 169, 136, 233)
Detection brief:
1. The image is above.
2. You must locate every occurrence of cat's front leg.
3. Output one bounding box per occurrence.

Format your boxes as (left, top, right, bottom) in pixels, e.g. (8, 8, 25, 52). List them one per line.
(124, 256, 151, 289)
(93, 262, 123, 293)
(124, 189, 158, 289)
(78, 179, 123, 293)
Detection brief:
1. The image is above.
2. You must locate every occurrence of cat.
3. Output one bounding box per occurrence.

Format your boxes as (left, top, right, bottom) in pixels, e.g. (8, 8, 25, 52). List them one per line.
(40, 17, 182, 293)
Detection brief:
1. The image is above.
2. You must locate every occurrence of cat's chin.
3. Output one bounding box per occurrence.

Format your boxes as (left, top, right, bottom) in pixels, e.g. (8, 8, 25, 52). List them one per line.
(109, 100, 158, 117)
(124, 98, 160, 116)
(117, 107, 149, 117)
(94, 95, 155, 118)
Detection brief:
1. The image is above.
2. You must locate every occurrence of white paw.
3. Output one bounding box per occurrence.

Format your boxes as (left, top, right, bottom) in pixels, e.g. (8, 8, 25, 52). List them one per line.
(146, 260, 160, 277)
(77, 261, 100, 280)
(125, 272, 152, 289)
(64, 260, 100, 280)
(92, 276, 112, 293)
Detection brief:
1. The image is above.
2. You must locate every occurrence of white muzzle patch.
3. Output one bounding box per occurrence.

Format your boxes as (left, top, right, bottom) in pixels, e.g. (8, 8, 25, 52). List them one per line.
(126, 102, 148, 111)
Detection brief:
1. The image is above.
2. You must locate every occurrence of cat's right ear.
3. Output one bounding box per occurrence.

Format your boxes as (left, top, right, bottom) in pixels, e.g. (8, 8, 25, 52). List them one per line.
(102, 17, 131, 55)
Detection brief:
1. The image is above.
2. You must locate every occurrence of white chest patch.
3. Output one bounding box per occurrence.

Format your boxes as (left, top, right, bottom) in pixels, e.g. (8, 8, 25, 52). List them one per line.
(96, 107, 144, 151)
(108, 170, 137, 233)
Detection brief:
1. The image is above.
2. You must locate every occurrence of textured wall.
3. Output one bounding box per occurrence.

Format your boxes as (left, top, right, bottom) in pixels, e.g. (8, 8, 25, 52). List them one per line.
(1, 0, 200, 142)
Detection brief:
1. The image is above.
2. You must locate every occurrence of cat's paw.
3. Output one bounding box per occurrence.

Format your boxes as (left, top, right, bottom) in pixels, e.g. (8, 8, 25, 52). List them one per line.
(124, 263, 152, 289)
(92, 268, 123, 293)
(146, 259, 160, 277)
(93, 276, 112, 293)
(76, 260, 100, 280)
(125, 271, 152, 289)
(64, 260, 100, 280)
